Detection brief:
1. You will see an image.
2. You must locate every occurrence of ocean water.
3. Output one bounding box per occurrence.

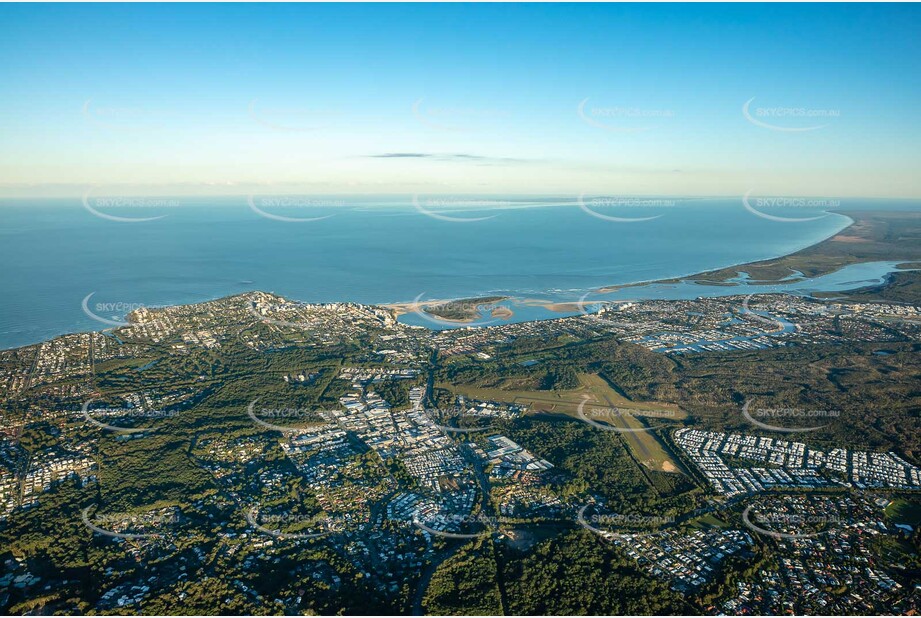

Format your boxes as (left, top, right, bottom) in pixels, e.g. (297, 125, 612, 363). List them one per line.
(0, 196, 914, 349)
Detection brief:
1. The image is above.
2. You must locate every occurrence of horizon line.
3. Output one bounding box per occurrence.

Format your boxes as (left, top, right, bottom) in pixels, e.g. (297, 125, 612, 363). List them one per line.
(2, 192, 921, 201)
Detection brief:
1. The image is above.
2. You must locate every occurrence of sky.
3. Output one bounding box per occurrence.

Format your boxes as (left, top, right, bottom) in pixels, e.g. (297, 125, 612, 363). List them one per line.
(0, 3, 919, 198)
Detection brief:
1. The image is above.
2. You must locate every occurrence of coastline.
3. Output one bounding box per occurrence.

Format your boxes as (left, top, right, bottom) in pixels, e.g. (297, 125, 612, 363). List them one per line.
(594, 213, 855, 294)
(5, 209, 921, 352)
(393, 211, 857, 321)
(638, 209, 921, 287)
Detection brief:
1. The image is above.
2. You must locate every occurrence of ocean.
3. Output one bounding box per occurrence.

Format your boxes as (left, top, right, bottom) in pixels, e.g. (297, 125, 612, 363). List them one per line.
(0, 196, 915, 349)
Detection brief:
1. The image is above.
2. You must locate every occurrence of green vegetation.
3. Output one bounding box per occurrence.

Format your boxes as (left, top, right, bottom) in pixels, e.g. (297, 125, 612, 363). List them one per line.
(539, 366, 580, 390)
(502, 416, 699, 516)
(835, 268, 921, 304)
(886, 497, 921, 527)
(501, 531, 687, 615)
(421, 296, 508, 322)
(3, 209, 921, 614)
(423, 538, 503, 615)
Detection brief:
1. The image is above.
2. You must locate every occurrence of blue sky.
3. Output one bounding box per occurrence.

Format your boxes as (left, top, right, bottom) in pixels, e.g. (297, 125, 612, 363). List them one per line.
(1, 3, 919, 197)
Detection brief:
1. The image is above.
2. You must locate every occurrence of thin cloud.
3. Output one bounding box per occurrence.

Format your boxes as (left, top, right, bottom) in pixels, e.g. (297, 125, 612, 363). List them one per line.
(365, 152, 528, 165)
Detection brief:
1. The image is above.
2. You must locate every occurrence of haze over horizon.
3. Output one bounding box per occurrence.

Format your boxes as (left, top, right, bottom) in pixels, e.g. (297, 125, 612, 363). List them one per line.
(1, 3, 920, 199)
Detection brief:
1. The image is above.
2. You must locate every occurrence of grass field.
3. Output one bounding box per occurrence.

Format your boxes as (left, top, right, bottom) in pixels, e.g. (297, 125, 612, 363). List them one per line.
(444, 373, 686, 473)
(885, 498, 921, 527)
(685, 513, 730, 530)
